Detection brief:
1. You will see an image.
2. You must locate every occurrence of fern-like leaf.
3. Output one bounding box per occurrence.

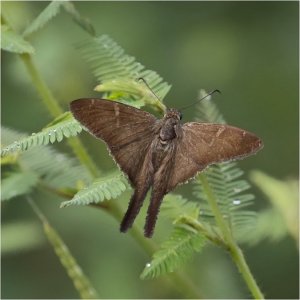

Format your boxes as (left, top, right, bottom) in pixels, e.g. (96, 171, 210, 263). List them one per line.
(1, 171, 39, 201)
(161, 194, 200, 221)
(1, 25, 35, 54)
(250, 170, 298, 243)
(77, 35, 171, 111)
(61, 173, 128, 208)
(1, 112, 82, 157)
(140, 227, 205, 279)
(195, 89, 226, 124)
(94, 78, 166, 112)
(1, 126, 92, 190)
(23, 1, 95, 37)
(23, 1, 63, 37)
(193, 90, 257, 242)
(62, 2, 95, 36)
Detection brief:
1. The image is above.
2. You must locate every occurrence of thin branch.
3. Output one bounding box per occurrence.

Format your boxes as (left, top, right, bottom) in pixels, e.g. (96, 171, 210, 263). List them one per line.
(178, 215, 225, 247)
(198, 174, 264, 299)
(19, 53, 100, 178)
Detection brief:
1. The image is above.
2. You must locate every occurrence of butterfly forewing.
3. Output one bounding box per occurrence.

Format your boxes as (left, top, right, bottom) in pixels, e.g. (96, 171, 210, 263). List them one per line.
(70, 99, 157, 185)
(167, 123, 263, 191)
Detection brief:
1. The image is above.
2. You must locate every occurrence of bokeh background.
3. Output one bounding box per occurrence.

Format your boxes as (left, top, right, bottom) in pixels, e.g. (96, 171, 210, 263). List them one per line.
(1, 1, 299, 299)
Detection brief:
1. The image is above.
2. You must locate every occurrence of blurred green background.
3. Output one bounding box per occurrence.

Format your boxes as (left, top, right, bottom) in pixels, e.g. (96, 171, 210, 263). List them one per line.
(1, 1, 299, 299)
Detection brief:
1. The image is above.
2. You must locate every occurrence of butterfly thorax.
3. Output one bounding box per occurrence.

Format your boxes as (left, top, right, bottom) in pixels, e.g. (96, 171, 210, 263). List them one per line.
(159, 108, 181, 143)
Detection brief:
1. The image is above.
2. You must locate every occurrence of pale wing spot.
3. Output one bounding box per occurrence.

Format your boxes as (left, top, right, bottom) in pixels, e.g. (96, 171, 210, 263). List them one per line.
(89, 99, 96, 109)
(208, 139, 215, 147)
(114, 103, 120, 117)
(114, 103, 120, 127)
(208, 126, 226, 146)
(216, 126, 226, 137)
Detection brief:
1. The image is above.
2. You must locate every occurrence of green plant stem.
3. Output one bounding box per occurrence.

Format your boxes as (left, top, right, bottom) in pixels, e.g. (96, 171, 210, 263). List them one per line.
(198, 174, 264, 299)
(19, 53, 100, 178)
(179, 215, 224, 247)
(20, 54, 63, 116)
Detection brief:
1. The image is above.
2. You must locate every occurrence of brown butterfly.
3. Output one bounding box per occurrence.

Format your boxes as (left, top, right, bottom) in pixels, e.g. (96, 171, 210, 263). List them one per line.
(70, 97, 263, 238)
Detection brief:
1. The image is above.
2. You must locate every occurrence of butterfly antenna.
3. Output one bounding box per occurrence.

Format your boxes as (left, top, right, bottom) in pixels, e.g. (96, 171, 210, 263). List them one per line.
(179, 89, 221, 111)
(138, 77, 161, 102)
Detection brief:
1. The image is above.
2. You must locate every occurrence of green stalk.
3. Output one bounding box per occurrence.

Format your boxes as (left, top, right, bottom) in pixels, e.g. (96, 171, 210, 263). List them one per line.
(198, 174, 264, 299)
(19, 53, 100, 178)
(27, 197, 99, 299)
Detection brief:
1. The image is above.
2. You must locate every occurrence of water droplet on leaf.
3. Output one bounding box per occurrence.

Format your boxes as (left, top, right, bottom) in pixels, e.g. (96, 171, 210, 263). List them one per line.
(233, 199, 241, 205)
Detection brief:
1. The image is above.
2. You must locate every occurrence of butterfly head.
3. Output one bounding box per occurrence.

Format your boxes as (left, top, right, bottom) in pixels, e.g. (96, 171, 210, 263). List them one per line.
(164, 108, 182, 121)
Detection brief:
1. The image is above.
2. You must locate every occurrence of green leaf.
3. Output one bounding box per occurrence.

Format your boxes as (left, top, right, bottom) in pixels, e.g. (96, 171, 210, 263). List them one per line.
(94, 78, 166, 112)
(1, 171, 39, 201)
(61, 173, 128, 208)
(161, 195, 224, 246)
(195, 89, 226, 124)
(22, 1, 95, 37)
(1, 126, 92, 190)
(141, 227, 205, 279)
(238, 209, 287, 245)
(77, 35, 171, 113)
(62, 2, 95, 36)
(250, 170, 298, 242)
(1, 222, 44, 255)
(43, 222, 99, 299)
(194, 163, 257, 243)
(1, 112, 82, 157)
(22, 1, 95, 38)
(23, 1, 64, 37)
(1, 25, 35, 54)
(161, 194, 200, 221)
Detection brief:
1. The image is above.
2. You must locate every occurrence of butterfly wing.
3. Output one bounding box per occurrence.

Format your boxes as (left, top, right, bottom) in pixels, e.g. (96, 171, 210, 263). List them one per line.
(167, 122, 263, 191)
(70, 99, 158, 186)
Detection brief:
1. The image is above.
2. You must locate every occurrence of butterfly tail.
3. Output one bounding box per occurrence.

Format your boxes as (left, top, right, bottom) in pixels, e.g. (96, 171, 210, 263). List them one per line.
(120, 184, 151, 233)
(144, 187, 166, 238)
(144, 152, 174, 238)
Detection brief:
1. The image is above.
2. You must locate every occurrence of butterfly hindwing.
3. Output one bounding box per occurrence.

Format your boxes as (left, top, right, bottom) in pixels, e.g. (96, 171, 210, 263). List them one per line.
(167, 122, 263, 191)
